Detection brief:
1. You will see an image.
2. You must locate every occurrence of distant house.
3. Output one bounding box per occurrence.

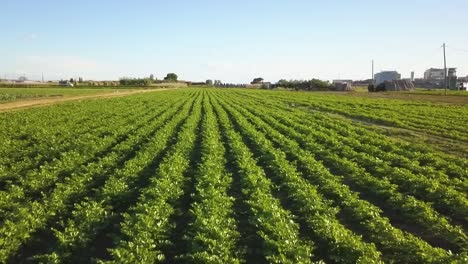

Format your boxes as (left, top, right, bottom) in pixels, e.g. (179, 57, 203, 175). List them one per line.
(248, 77, 270, 89)
(251, 77, 264, 84)
(418, 68, 460, 89)
(424, 68, 445, 80)
(374, 71, 401, 85)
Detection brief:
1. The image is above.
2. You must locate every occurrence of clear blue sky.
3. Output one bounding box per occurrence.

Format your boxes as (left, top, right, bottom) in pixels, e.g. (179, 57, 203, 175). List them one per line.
(1, 0, 467, 82)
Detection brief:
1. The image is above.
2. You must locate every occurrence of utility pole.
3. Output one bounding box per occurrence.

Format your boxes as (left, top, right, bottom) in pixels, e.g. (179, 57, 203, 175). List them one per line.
(42, 72, 44, 83)
(443, 43, 447, 95)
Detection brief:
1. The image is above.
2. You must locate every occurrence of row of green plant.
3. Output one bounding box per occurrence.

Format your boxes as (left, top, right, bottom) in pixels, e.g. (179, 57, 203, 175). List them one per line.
(0, 99, 175, 219)
(103, 94, 202, 263)
(181, 96, 242, 262)
(0, 94, 189, 222)
(32, 93, 199, 263)
(0, 88, 466, 263)
(231, 92, 468, 219)
(0, 92, 174, 184)
(256, 99, 468, 223)
(0, 92, 196, 263)
(220, 93, 466, 262)
(255, 90, 468, 142)
(214, 95, 383, 263)
(228, 91, 467, 238)
(211, 96, 315, 263)
(235, 90, 466, 181)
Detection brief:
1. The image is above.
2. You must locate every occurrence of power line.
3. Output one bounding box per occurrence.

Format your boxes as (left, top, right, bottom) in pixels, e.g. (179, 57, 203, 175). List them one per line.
(446, 46, 468, 53)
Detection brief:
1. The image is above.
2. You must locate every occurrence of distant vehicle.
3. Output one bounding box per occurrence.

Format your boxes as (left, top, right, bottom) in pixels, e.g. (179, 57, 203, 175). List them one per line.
(58, 80, 74, 87)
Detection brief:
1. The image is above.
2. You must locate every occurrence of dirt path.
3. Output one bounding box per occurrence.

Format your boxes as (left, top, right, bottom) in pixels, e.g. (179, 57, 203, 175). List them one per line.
(0, 89, 170, 112)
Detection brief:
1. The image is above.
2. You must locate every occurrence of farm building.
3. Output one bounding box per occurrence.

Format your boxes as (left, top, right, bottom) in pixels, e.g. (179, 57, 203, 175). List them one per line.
(424, 68, 445, 80)
(374, 71, 401, 85)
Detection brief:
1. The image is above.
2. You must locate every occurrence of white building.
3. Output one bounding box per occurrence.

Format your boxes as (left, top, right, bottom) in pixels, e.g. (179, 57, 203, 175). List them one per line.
(424, 68, 445, 80)
(374, 71, 401, 85)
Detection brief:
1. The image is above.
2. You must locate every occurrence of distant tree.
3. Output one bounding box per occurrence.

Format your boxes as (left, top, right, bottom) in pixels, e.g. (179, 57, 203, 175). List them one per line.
(78, 77, 84, 83)
(277, 79, 289, 87)
(70, 78, 74, 83)
(119, 77, 151, 86)
(150, 74, 155, 81)
(142, 78, 151, 86)
(164, 73, 178, 82)
(206, 79, 213, 86)
(251, 77, 264, 84)
(274, 78, 332, 91)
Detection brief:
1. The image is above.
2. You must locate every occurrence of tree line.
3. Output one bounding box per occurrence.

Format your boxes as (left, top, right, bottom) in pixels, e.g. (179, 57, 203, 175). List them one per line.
(276, 79, 332, 90)
(119, 73, 178, 86)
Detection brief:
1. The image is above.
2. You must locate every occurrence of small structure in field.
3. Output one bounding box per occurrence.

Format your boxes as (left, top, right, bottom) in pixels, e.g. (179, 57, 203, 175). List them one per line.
(247, 77, 271, 89)
(333, 81, 354, 91)
(383, 79, 415, 91)
(58, 80, 74, 87)
(447, 68, 458, 90)
(368, 79, 415, 92)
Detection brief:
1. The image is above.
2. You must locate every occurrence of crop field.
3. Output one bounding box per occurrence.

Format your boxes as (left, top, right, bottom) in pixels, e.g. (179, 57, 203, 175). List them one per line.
(0, 88, 139, 103)
(409, 89, 468, 97)
(0, 88, 467, 263)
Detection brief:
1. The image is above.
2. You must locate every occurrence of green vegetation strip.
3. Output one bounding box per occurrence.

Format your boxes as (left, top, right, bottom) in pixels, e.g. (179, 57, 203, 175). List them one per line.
(0, 88, 466, 263)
